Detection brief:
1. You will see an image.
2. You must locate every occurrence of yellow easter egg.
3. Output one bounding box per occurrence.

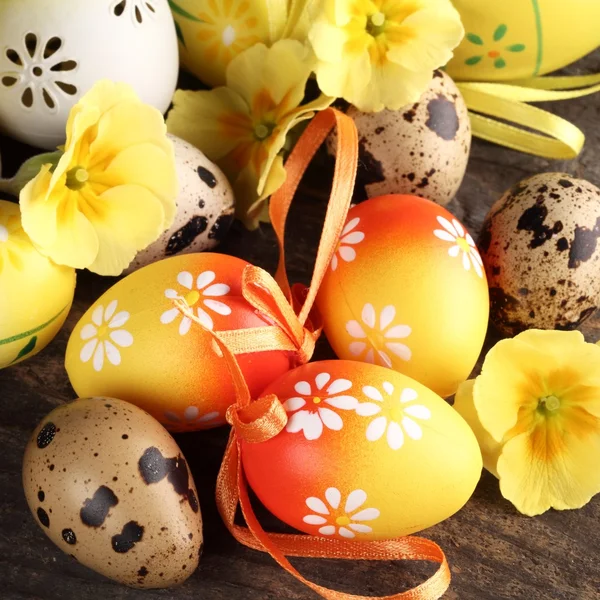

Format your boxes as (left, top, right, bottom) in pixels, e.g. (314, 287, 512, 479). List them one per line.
(171, 0, 272, 87)
(243, 360, 483, 540)
(0, 200, 76, 368)
(446, 0, 600, 81)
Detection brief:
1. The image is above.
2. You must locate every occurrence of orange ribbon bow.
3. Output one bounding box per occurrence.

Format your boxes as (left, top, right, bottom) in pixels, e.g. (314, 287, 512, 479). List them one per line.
(180, 108, 452, 600)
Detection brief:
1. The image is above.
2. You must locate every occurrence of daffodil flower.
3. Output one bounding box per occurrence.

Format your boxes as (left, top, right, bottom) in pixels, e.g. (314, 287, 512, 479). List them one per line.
(308, 0, 464, 112)
(455, 330, 600, 517)
(167, 39, 332, 229)
(20, 80, 178, 276)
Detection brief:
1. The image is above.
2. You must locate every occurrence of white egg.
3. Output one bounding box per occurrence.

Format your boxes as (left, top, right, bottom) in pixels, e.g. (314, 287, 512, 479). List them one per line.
(0, 0, 179, 149)
(124, 135, 235, 273)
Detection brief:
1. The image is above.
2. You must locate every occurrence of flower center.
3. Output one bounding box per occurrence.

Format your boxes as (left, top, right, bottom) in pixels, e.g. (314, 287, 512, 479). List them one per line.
(97, 324, 109, 339)
(65, 166, 89, 191)
(367, 11, 386, 36)
(336, 515, 351, 526)
(0, 224, 8, 243)
(538, 395, 561, 413)
(312, 396, 322, 405)
(488, 50, 501, 58)
(222, 25, 236, 46)
(254, 122, 275, 141)
(456, 237, 471, 253)
(390, 403, 404, 423)
(184, 290, 201, 307)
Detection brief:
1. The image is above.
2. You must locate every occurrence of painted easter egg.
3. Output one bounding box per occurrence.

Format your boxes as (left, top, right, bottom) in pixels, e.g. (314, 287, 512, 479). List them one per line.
(316, 195, 489, 398)
(446, 0, 600, 82)
(0, 200, 76, 368)
(125, 135, 235, 273)
(65, 254, 293, 431)
(242, 360, 482, 540)
(23, 397, 203, 588)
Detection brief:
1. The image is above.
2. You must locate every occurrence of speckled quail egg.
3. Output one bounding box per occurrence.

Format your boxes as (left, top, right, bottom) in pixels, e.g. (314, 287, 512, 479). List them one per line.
(23, 397, 203, 588)
(125, 134, 235, 274)
(327, 70, 471, 206)
(479, 173, 600, 336)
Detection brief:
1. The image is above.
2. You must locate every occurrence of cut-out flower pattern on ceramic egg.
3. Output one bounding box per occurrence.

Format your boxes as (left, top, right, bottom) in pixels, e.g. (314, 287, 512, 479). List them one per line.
(79, 300, 133, 372)
(358, 383, 431, 450)
(303, 487, 380, 538)
(160, 270, 232, 334)
(111, 0, 157, 24)
(284, 372, 359, 440)
(433, 216, 483, 277)
(346, 304, 412, 367)
(0, 33, 77, 112)
(331, 217, 365, 271)
(164, 406, 221, 428)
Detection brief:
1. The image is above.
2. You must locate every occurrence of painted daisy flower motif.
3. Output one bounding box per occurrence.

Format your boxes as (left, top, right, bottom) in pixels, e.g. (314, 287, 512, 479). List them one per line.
(346, 304, 412, 367)
(284, 372, 359, 440)
(331, 217, 365, 271)
(164, 406, 221, 429)
(160, 270, 232, 334)
(434, 215, 483, 278)
(80, 300, 133, 372)
(359, 382, 431, 450)
(303, 487, 380, 539)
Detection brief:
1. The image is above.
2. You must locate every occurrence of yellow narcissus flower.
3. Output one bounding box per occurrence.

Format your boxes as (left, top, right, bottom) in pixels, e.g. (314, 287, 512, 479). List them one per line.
(167, 39, 332, 229)
(309, 0, 464, 112)
(455, 330, 600, 517)
(20, 80, 177, 276)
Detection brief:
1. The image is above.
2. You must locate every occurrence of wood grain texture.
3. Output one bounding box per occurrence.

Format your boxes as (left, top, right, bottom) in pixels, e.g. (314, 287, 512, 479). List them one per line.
(1, 52, 600, 600)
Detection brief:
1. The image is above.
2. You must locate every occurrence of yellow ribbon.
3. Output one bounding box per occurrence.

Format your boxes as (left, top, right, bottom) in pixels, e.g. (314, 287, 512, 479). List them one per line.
(457, 72, 600, 159)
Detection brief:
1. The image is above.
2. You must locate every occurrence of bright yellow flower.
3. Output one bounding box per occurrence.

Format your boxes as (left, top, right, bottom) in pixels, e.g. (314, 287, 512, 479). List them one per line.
(20, 81, 177, 276)
(309, 0, 464, 112)
(167, 39, 332, 229)
(455, 330, 600, 517)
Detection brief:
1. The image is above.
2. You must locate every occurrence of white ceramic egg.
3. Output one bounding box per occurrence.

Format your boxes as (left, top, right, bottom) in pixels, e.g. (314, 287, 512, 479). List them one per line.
(0, 0, 179, 149)
(124, 135, 235, 274)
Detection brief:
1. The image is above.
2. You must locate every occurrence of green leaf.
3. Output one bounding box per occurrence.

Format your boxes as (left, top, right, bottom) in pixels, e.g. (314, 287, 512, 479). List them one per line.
(494, 57, 507, 69)
(466, 33, 484, 45)
(174, 20, 186, 47)
(465, 56, 483, 66)
(0, 150, 63, 198)
(168, 0, 203, 22)
(11, 336, 37, 364)
(506, 43, 526, 52)
(493, 24, 508, 41)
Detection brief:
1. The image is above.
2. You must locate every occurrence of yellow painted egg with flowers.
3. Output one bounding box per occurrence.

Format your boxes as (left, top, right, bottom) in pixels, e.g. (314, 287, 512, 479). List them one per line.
(316, 195, 489, 398)
(242, 360, 483, 540)
(0, 200, 76, 368)
(446, 0, 600, 82)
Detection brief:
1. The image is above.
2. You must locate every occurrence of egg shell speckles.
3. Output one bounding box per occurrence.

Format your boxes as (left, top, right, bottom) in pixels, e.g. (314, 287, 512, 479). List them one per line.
(22, 397, 203, 589)
(125, 135, 235, 274)
(479, 173, 600, 336)
(327, 71, 471, 206)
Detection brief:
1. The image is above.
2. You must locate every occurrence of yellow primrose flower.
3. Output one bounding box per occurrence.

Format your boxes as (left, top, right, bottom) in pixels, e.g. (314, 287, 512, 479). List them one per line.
(20, 80, 177, 276)
(308, 0, 464, 112)
(455, 330, 600, 517)
(167, 39, 332, 229)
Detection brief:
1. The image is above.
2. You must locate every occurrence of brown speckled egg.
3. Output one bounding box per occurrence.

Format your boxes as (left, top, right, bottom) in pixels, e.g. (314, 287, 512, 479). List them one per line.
(125, 134, 235, 274)
(327, 70, 471, 206)
(23, 397, 203, 588)
(479, 173, 600, 336)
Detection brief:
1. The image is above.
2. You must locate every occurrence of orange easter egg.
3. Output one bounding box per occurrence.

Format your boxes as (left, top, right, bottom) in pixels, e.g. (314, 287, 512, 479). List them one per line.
(66, 254, 292, 431)
(242, 360, 482, 540)
(316, 195, 489, 398)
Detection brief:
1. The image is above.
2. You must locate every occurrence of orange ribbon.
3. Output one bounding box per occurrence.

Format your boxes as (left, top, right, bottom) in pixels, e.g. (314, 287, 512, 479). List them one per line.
(189, 107, 451, 600)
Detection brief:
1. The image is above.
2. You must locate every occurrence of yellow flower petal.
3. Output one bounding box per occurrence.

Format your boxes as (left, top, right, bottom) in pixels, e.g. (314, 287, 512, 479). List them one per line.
(84, 185, 165, 276)
(314, 51, 372, 107)
(454, 380, 502, 478)
(19, 166, 58, 248)
(308, 21, 348, 64)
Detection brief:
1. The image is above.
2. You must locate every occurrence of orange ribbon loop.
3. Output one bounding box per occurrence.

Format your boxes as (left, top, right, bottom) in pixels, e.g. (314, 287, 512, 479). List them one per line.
(209, 107, 452, 600)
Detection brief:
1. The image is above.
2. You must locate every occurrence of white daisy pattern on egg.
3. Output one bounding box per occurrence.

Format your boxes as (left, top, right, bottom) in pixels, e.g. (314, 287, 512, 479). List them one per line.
(346, 303, 412, 367)
(79, 300, 134, 372)
(358, 382, 431, 450)
(164, 406, 221, 428)
(284, 372, 359, 440)
(160, 270, 232, 335)
(331, 217, 365, 271)
(433, 215, 483, 278)
(303, 487, 380, 538)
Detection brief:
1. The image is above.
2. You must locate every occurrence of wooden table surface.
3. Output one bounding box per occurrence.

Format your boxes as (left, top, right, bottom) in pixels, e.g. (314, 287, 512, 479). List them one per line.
(1, 52, 600, 600)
